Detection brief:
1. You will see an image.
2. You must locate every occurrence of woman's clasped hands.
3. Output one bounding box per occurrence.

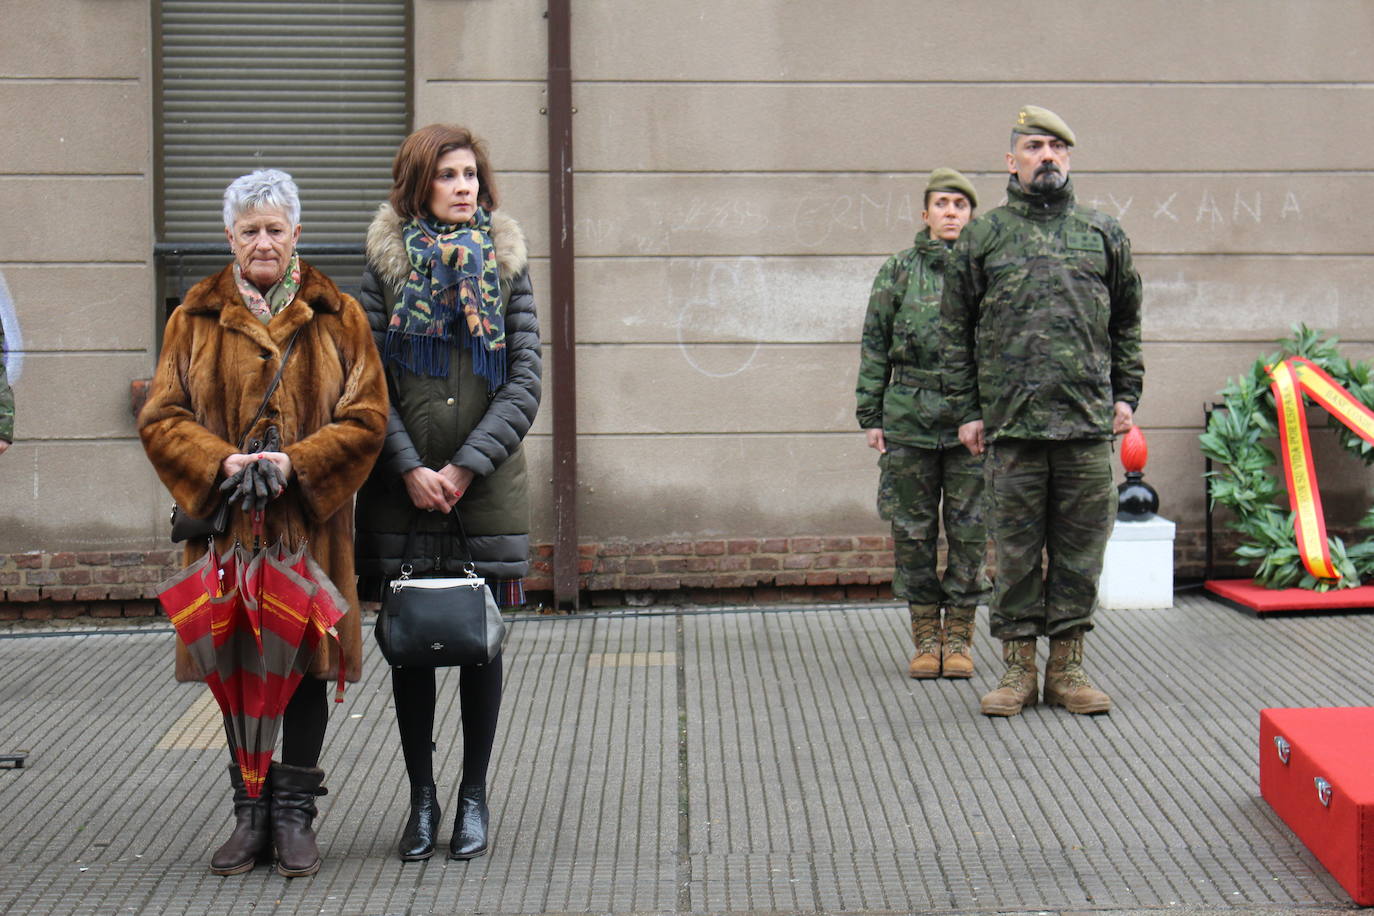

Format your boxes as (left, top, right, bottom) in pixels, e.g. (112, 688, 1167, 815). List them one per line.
(220, 426, 292, 512)
(403, 464, 475, 513)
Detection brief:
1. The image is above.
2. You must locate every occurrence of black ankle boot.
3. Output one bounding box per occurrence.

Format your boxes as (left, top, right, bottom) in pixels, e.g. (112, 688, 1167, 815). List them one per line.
(210, 765, 272, 875)
(448, 784, 489, 860)
(398, 784, 441, 861)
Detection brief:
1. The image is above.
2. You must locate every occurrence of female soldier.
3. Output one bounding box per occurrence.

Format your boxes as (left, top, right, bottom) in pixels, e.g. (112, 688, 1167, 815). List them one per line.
(856, 168, 989, 680)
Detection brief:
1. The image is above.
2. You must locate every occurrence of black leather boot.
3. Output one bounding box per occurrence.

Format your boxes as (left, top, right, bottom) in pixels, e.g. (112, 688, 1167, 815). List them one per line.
(448, 784, 489, 860)
(210, 764, 272, 875)
(271, 763, 327, 877)
(399, 784, 441, 861)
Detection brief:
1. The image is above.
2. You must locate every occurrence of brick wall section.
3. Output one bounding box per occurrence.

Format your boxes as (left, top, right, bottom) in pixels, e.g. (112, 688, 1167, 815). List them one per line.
(0, 527, 1321, 618)
(526, 535, 901, 607)
(0, 549, 178, 620)
(522, 528, 1305, 607)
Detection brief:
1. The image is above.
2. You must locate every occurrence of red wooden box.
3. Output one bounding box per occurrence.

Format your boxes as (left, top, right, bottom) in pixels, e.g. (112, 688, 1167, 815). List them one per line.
(1259, 707, 1374, 906)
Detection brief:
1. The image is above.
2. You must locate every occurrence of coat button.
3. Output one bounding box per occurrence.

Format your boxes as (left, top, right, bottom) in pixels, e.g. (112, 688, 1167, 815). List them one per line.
(446, 397, 455, 406)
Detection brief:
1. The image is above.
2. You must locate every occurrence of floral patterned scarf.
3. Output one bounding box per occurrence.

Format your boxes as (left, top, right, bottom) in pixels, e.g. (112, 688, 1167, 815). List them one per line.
(384, 210, 505, 388)
(234, 253, 301, 324)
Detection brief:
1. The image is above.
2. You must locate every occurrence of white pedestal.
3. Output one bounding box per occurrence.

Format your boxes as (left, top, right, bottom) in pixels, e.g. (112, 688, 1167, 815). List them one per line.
(1097, 515, 1176, 609)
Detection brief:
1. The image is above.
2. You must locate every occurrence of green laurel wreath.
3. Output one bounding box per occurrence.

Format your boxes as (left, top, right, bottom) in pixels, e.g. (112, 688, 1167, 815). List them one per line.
(1200, 325, 1374, 591)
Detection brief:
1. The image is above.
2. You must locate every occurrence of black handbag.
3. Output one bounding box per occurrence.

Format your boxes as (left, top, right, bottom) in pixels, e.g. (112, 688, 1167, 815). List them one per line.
(168, 328, 302, 543)
(375, 511, 506, 668)
(169, 499, 232, 543)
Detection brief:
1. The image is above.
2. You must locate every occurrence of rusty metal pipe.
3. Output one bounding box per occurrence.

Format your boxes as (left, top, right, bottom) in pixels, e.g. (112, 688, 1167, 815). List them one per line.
(546, 0, 579, 609)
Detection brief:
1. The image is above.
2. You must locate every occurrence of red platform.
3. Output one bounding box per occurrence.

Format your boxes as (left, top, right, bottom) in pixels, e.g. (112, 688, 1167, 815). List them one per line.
(1204, 579, 1374, 615)
(1260, 708, 1374, 906)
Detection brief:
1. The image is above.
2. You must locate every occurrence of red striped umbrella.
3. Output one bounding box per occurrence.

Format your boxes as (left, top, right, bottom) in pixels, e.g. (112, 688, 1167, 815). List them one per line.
(156, 539, 344, 798)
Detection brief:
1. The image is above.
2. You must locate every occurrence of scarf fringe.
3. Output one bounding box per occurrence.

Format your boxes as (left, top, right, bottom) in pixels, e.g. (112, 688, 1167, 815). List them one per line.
(468, 335, 507, 392)
(384, 330, 452, 378)
(386, 327, 507, 390)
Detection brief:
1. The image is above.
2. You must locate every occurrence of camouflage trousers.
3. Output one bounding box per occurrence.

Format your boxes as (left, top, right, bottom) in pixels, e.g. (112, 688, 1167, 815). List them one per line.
(984, 439, 1116, 640)
(878, 443, 990, 607)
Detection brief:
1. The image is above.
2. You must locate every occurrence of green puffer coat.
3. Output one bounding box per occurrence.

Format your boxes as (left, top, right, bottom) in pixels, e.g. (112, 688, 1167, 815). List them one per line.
(353, 204, 542, 589)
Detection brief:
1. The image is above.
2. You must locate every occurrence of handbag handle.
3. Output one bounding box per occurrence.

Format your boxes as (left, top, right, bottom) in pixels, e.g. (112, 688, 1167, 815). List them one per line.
(236, 326, 303, 451)
(399, 503, 477, 576)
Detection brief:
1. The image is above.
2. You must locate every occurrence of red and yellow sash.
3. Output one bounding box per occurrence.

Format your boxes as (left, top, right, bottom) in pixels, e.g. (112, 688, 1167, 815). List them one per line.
(1267, 357, 1374, 580)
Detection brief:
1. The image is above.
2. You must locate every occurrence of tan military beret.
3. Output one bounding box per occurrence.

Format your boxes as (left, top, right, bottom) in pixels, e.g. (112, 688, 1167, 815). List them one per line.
(925, 167, 978, 208)
(1013, 105, 1076, 146)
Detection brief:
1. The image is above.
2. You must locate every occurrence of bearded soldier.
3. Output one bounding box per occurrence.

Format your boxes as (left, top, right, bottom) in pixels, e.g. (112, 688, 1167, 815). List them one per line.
(941, 106, 1143, 716)
(858, 168, 990, 680)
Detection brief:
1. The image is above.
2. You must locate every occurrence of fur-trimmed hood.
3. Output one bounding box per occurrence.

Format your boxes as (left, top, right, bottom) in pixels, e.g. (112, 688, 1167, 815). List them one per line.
(365, 203, 529, 289)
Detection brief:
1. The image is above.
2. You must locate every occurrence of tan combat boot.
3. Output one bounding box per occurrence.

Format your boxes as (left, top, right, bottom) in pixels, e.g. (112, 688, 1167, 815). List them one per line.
(941, 606, 976, 678)
(907, 603, 942, 678)
(1044, 631, 1112, 714)
(979, 638, 1038, 716)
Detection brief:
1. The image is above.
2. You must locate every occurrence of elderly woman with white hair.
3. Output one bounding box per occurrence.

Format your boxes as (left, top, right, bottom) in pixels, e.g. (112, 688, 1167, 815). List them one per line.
(139, 169, 388, 877)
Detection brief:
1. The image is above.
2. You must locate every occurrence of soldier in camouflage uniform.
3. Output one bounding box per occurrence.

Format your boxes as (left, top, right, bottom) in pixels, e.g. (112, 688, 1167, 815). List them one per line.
(0, 316, 12, 453)
(857, 168, 990, 680)
(940, 106, 1143, 716)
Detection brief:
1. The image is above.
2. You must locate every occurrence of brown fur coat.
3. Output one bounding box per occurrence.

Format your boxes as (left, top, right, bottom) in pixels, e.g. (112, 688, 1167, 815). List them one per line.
(139, 260, 388, 683)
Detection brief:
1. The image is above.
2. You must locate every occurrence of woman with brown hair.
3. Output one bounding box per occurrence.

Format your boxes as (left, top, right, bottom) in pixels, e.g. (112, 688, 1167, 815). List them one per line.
(355, 124, 541, 861)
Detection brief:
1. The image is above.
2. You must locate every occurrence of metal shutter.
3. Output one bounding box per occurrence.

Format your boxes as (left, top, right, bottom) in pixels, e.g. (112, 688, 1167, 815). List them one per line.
(159, 0, 407, 264)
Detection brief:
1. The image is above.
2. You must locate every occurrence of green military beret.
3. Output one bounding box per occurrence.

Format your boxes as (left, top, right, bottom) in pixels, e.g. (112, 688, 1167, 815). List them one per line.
(925, 167, 978, 209)
(1012, 104, 1076, 146)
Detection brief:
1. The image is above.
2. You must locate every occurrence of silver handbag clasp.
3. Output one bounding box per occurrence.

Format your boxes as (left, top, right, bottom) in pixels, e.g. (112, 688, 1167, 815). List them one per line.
(390, 563, 414, 593)
(1315, 777, 1333, 807)
(1274, 735, 1291, 765)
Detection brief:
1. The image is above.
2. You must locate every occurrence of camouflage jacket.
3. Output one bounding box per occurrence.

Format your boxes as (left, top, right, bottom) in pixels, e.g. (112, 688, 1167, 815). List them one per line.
(0, 320, 12, 443)
(940, 177, 1143, 442)
(856, 229, 962, 449)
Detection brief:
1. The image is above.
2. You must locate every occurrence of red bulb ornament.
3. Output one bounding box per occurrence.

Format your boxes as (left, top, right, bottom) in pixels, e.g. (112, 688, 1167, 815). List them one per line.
(1117, 426, 1159, 521)
(1120, 426, 1148, 473)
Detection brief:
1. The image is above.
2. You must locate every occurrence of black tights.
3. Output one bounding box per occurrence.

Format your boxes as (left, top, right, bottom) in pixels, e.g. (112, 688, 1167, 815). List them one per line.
(281, 676, 329, 768)
(391, 656, 503, 790)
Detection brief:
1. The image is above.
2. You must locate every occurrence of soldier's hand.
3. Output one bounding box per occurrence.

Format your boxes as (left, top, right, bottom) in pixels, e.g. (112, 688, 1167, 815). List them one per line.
(958, 420, 985, 456)
(865, 429, 887, 453)
(1112, 401, 1134, 435)
(0, 440, 9, 455)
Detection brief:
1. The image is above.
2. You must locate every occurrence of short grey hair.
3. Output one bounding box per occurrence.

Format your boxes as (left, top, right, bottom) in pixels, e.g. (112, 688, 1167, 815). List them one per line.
(222, 169, 301, 229)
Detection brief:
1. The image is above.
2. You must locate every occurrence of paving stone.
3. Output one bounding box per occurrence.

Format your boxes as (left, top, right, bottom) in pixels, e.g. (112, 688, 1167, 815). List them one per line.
(0, 594, 1368, 913)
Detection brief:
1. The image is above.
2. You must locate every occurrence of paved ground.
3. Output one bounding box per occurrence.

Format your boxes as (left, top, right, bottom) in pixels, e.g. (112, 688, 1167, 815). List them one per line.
(0, 588, 1369, 915)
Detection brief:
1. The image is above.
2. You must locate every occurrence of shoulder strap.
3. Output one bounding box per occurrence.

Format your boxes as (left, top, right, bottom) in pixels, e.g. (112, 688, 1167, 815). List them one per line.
(400, 505, 477, 572)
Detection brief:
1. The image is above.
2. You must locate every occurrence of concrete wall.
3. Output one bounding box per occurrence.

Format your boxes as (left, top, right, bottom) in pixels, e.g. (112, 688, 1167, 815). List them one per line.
(0, 0, 162, 555)
(425, 0, 1374, 557)
(3, 0, 1374, 604)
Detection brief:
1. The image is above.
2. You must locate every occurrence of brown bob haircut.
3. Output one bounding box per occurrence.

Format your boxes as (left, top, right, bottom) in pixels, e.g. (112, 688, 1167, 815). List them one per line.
(388, 123, 498, 220)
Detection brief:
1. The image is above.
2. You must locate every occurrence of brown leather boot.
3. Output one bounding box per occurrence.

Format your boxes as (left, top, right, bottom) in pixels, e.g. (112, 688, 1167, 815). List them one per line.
(271, 763, 327, 877)
(209, 764, 272, 875)
(941, 606, 976, 678)
(979, 638, 1038, 716)
(907, 603, 941, 678)
(1044, 631, 1111, 715)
